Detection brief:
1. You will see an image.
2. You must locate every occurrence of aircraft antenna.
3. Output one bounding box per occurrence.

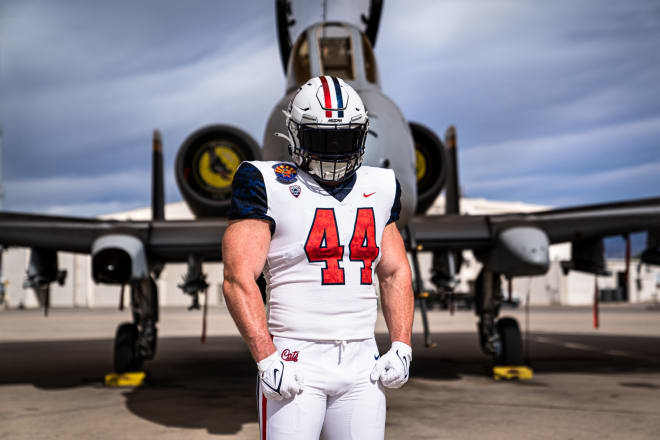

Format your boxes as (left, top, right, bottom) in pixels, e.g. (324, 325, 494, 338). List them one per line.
(321, 0, 328, 38)
(151, 129, 165, 221)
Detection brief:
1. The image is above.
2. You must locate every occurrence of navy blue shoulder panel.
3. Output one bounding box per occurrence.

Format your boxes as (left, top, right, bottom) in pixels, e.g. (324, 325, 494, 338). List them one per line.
(387, 177, 402, 225)
(228, 162, 275, 234)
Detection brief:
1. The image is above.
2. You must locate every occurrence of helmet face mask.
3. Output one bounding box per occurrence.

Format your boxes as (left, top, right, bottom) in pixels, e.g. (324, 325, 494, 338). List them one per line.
(279, 76, 369, 184)
(287, 119, 368, 184)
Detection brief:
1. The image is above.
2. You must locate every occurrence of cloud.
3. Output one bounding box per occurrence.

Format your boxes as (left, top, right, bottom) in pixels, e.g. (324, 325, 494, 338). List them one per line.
(467, 160, 660, 206)
(5, 170, 148, 214)
(1, 0, 285, 214)
(462, 116, 660, 178)
(1, 0, 659, 215)
(378, 0, 660, 144)
(461, 116, 660, 205)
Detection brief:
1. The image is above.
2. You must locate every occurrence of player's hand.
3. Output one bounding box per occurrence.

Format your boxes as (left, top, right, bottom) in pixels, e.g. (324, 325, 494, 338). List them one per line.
(370, 341, 412, 389)
(257, 351, 305, 400)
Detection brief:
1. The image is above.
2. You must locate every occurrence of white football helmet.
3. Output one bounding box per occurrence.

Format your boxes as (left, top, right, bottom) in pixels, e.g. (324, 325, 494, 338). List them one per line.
(276, 76, 369, 184)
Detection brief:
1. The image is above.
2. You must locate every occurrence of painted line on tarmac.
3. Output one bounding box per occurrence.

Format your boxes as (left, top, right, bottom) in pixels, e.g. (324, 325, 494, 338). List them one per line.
(532, 336, 659, 363)
(562, 342, 593, 351)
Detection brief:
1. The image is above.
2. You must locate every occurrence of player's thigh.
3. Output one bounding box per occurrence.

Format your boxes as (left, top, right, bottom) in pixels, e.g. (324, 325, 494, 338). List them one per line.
(259, 382, 326, 439)
(320, 378, 386, 440)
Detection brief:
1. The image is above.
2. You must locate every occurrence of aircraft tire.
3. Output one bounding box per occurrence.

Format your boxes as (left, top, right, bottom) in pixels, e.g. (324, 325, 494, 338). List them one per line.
(114, 322, 142, 373)
(495, 317, 523, 365)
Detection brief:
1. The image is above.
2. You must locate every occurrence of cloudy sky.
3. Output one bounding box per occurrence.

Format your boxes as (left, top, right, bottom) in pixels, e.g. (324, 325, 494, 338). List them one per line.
(1, 0, 659, 218)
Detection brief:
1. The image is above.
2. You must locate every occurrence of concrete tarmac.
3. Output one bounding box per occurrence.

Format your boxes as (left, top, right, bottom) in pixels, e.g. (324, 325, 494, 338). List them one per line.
(1, 305, 660, 439)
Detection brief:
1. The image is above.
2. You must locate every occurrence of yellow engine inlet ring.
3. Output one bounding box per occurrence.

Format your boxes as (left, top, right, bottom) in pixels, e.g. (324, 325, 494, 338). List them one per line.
(196, 144, 241, 191)
(415, 147, 427, 183)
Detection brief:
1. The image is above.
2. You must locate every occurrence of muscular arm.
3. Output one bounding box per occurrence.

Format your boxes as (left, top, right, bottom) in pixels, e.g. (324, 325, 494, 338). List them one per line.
(376, 222, 414, 346)
(222, 219, 276, 363)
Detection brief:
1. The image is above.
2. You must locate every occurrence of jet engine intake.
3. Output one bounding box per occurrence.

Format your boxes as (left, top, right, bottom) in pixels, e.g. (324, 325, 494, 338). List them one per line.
(409, 122, 449, 214)
(175, 125, 261, 218)
(92, 235, 148, 284)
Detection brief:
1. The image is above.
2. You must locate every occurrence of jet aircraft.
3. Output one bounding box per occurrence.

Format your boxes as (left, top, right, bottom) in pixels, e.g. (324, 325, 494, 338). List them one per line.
(1, 0, 659, 373)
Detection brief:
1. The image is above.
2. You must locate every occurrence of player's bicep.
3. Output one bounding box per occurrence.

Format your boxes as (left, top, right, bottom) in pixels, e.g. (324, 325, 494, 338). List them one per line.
(376, 222, 409, 280)
(222, 219, 271, 282)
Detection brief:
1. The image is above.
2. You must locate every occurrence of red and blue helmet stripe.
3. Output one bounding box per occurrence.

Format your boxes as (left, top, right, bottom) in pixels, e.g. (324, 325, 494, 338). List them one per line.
(319, 76, 345, 119)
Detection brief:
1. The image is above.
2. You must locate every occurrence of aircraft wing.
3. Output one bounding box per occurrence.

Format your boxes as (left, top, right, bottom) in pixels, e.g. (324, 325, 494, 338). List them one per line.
(411, 196, 660, 265)
(0, 212, 227, 262)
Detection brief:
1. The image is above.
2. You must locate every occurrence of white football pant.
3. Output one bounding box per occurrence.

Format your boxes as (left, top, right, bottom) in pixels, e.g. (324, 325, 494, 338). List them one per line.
(257, 336, 386, 439)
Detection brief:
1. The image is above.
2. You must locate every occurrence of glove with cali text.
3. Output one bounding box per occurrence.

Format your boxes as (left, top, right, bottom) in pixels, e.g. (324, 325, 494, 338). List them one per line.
(257, 351, 305, 400)
(370, 341, 412, 389)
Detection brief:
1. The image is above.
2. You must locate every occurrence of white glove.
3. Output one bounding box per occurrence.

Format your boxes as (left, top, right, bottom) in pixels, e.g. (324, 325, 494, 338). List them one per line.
(257, 351, 304, 400)
(370, 341, 412, 389)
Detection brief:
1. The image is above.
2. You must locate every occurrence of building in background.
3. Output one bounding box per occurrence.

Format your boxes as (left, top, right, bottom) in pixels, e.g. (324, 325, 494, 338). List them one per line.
(2, 196, 659, 309)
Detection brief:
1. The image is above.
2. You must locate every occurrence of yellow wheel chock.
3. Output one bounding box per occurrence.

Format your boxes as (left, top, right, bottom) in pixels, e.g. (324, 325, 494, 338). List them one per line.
(493, 366, 534, 380)
(104, 371, 147, 387)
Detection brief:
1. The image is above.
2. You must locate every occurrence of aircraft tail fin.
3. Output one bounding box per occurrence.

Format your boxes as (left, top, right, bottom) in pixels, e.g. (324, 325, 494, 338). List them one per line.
(445, 125, 460, 215)
(152, 130, 165, 221)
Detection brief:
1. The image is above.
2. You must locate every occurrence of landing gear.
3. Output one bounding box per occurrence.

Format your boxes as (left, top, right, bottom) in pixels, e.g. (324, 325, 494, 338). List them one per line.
(178, 255, 209, 311)
(114, 322, 142, 372)
(403, 225, 435, 348)
(475, 268, 524, 365)
(113, 276, 159, 373)
(495, 317, 523, 365)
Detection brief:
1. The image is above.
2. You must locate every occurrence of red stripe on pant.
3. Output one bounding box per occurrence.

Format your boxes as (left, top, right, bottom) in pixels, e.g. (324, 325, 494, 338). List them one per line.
(319, 76, 333, 118)
(261, 392, 267, 440)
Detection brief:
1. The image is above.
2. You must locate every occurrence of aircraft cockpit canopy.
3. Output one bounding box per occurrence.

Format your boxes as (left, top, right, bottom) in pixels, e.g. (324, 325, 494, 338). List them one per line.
(318, 25, 355, 80)
(287, 23, 379, 92)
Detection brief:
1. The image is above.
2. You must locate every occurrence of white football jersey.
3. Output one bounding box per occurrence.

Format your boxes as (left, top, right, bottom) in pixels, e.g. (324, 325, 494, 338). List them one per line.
(229, 161, 401, 340)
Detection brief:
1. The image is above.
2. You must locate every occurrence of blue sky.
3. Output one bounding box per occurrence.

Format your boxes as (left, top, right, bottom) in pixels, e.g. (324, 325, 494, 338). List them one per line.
(1, 0, 659, 217)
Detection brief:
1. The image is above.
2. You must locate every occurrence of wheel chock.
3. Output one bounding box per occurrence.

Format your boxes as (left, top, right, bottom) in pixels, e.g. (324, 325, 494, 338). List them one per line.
(493, 366, 534, 380)
(104, 371, 147, 387)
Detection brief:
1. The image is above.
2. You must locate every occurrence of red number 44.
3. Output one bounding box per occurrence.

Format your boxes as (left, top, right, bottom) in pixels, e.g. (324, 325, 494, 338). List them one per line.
(304, 208, 380, 285)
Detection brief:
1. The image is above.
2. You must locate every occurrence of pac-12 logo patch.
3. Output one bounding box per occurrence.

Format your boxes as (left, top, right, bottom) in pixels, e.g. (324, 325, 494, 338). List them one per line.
(289, 185, 301, 198)
(273, 163, 297, 184)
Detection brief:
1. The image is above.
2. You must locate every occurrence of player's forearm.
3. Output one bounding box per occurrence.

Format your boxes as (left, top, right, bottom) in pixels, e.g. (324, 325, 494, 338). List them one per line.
(379, 266, 414, 346)
(222, 276, 276, 362)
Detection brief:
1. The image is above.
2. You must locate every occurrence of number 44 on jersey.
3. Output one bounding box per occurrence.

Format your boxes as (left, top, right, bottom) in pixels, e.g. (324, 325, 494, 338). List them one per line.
(304, 208, 380, 285)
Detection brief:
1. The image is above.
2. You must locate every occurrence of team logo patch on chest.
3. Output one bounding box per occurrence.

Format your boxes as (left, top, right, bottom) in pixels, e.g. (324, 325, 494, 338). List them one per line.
(273, 163, 297, 183)
(289, 184, 301, 198)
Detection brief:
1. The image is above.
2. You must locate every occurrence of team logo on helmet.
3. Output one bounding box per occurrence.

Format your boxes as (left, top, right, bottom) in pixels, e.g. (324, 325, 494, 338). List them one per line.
(289, 184, 301, 198)
(273, 163, 297, 184)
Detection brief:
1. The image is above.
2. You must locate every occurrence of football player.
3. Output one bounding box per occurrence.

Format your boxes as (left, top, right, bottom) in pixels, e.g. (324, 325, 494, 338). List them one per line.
(222, 76, 414, 439)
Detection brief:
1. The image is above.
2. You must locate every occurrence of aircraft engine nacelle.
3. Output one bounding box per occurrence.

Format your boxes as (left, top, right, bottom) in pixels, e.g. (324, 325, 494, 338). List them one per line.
(560, 237, 609, 276)
(410, 122, 449, 214)
(641, 230, 660, 265)
(91, 235, 148, 284)
(175, 124, 261, 218)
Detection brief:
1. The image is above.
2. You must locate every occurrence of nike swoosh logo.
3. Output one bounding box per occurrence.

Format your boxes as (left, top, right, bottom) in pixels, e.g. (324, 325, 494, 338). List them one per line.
(364, 192, 376, 198)
(396, 350, 410, 379)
